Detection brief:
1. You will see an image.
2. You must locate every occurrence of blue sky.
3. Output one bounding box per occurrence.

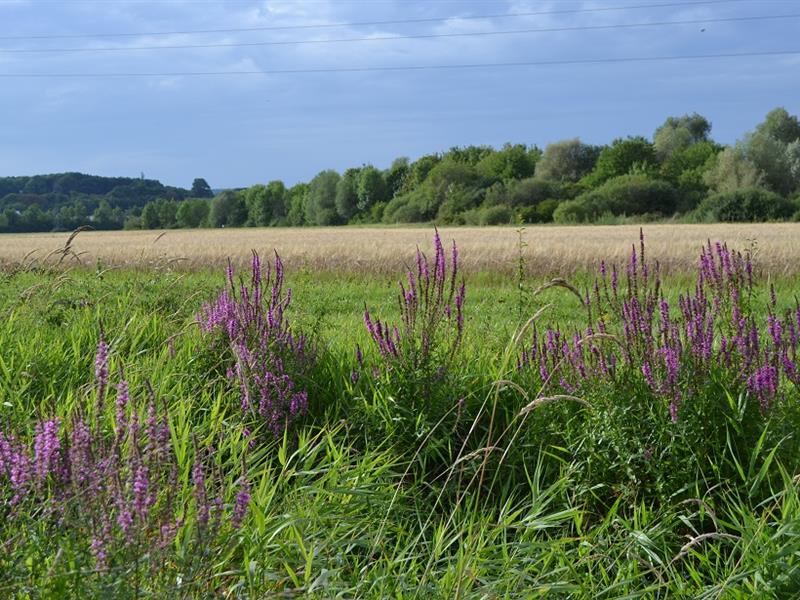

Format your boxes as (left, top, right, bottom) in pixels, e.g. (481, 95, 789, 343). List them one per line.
(0, 0, 798, 188)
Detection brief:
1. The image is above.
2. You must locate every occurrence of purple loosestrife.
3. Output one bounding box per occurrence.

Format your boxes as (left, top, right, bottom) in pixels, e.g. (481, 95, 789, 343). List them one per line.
(199, 251, 312, 437)
(364, 229, 466, 380)
(193, 449, 210, 530)
(231, 476, 251, 529)
(95, 337, 110, 411)
(0, 342, 248, 573)
(33, 418, 61, 484)
(520, 233, 798, 421)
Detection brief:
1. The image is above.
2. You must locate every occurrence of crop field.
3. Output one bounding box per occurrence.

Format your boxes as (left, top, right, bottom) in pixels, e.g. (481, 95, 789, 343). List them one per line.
(1, 227, 800, 597)
(3, 223, 800, 276)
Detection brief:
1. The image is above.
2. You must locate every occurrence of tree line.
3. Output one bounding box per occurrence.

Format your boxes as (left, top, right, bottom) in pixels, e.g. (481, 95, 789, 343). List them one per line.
(2, 107, 799, 233)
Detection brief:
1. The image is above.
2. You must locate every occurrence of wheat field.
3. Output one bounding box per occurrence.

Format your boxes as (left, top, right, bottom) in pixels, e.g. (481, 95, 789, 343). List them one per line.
(1, 224, 799, 275)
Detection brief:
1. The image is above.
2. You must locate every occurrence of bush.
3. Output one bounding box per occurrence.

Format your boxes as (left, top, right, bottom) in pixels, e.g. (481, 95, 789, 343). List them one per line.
(479, 204, 513, 225)
(518, 198, 559, 223)
(507, 178, 562, 208)
(553, 174, 678, 223)
(694, 187, 796, 222)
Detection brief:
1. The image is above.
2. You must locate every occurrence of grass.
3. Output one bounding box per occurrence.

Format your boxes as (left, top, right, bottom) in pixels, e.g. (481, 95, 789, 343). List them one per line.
(1, 229, 799, 598)
(3, 223, 800, 275)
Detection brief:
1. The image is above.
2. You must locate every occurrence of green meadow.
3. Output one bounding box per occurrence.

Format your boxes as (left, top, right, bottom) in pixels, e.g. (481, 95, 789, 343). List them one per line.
(1, 232, 799, 599)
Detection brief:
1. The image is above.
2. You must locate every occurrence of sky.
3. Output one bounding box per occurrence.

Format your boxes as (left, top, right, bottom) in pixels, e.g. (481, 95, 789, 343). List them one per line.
(0, 0, 798, 189)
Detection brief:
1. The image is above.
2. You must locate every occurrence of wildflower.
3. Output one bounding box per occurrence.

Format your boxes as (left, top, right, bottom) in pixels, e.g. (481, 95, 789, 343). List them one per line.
(231, 477, 251, 529)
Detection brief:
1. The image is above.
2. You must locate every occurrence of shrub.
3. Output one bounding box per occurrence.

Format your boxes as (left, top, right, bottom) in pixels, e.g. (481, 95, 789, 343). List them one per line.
(552, 174, 678, 223)
(518, 198, 559, 223)
(479, 204, 513, 225)
(695, 187, 795, 222)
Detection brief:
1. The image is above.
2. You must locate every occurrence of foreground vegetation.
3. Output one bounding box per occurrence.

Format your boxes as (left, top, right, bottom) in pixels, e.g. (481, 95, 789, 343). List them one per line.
(3, 107, 800, 234)
(1, 230, 799, 597)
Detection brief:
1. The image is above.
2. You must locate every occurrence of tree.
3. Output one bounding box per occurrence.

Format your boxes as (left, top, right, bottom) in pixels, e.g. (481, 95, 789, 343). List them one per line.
(176, 198, 210, 228)
(653, 113, 712, 160)
(305, 170, 341, 226)
(756, 107, 800, 145)
(506, 178, 562, 207)
(210, 191, 247, 228)
(190, 178, 213, 198)
(535, 139, 600, 182)
(384, 157, 409, 198)
(20, 204, 53, 232)
(141, 202, 161, 229)
(356, 165, 388, 211)
(400, 154, 441, 194)
(92, 199, 118, 229)
(742, 132, 797, 196)
(335, 168, 360, 221)
(733, 107, 800, 196)
(583, 137, 657, 186)
(157, 199, 179, 228)
(660, 140, 720, 211)
(244, 181, 287, 226)
(703, 147, 764, 193)
(476, 143, 537, 181)
(286, 183, 309, 226)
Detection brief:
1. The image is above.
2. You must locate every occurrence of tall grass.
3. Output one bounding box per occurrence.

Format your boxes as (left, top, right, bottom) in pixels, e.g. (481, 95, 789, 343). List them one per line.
(0, 230, 799, 597)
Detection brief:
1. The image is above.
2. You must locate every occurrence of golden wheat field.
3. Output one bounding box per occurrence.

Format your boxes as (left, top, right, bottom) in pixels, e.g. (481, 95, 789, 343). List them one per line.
(1, 224, 799, 276)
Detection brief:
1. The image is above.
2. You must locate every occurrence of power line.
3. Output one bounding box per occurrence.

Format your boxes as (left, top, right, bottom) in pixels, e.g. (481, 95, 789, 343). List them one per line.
(0, 49, 796, 77)
(0, 0, 750, 41)
(1, 13, 793, 54)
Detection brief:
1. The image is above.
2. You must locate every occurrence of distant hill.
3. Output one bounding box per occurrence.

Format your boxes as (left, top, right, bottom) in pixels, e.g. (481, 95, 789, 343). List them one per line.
(0, 172, 191, 213)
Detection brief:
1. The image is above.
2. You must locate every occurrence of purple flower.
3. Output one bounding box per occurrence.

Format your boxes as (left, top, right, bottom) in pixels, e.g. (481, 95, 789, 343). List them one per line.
(33, 418, 61, 484)
(193, 454, 210, 529)
(115, 380, 129, 435)
(95, 338, 110, 409)
(231, 477, 251, 529)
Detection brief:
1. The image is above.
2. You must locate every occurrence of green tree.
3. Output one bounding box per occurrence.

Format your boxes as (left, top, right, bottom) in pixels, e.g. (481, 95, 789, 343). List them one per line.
(190, 178, 213, 198)
(476, 143, 537, 181)
(384, 157, 409, 198)
(357, 166, 388, 211)
(755, 107, 800, 145)
(92, 199, 117, 229)
(742, 132, 797, 196)
(176, 199, 210, 228)
(286, 183, 309, 226)
(141, 202, 161, 229)
(703, 147, 764, 193)
(583, 137, 657, 186)
(653, 113, 712, 160)
(660, 140, 720, 211)
(20, 204, 53, 232)
(535, 139, 600, 182)
(305, 170, 341, 226)
(335, 168, 360, 222)
(400, 154, 441, 194)
(243, 181, 288, 226)
(210, 191, 247, 228)
(156, 199, 179, 228)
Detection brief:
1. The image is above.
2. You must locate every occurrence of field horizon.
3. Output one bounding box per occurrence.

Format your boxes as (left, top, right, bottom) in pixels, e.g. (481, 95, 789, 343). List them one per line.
(3, 222, 800, 276)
